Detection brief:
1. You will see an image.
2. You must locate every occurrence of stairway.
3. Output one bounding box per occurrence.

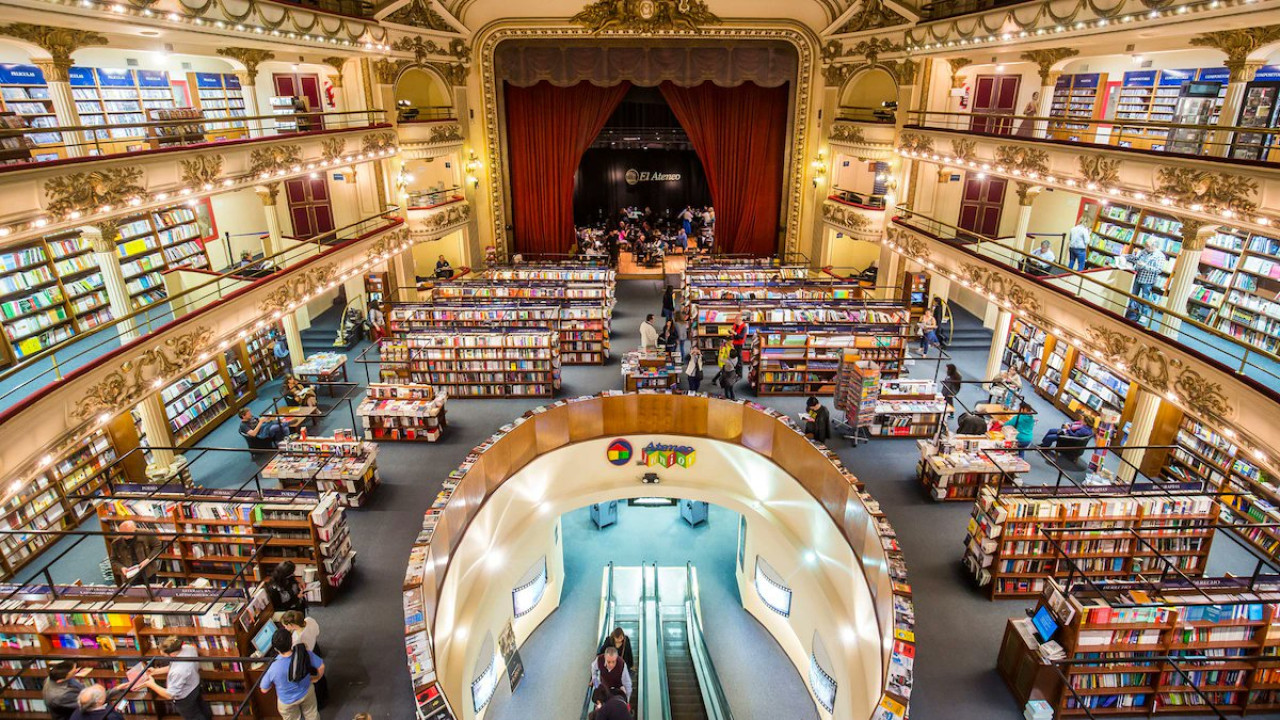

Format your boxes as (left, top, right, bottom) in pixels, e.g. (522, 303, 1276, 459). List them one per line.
(663, 620, 707, 720)
(944, 305, 994, 352)
(300, 306, 345, 355)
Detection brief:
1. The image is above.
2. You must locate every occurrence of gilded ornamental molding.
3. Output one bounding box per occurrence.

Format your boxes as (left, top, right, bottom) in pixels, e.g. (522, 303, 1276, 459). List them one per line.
(950, 138, 976, 164)
(44, 167, 145, 218)
(897, 132, 934, 154)
(832, 0, 910, 34)
(179, 154, 224, 188)
(321, 57, 347, 88)
(571, 0, 721, 34)
(0, 25, 107, 78)
(885, 227, 931, 263)
(71, 327, 216, 422)
(365, 229, 411, 261)
(1078, 155, 1120, 187)
(831, 124, 866, 144)
(216, 48, 275, 78)
(427, 124, 464, 143)
(993, 145, 1049, 176)
(1153, 167, 1259, 215)
(258, 265, 339, 313)
(1085, 327, 1232, 421)
(1018, 48, 1079, 83)
(374, 58, 414, 84)
(957, 262, 1044, 314)
(822, 202, 871, 232)
(385, 0, 458, 32)
(362, 132, 399, 153)
(852, 36, 901, 65)
(418, 201, 471, 232)
(321, 138, 347, 163)
(948, 58, 972, 89)
(249, 145, 303, 176)
(1190, 26, 1280, 79)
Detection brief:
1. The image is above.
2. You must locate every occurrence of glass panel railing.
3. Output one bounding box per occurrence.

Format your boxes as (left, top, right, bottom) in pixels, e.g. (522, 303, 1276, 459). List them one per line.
(0, 109, 387, 169)
(643, 563, 670, 720)
(396, 106, 458, 123)
(835, 106, 896, 124)
(0, 208, 402, 413)
(905, 109, 1280, 165)
(889, 207, 1280, 392)
(684, 562, 733, 720)
(582, 563, 616, 720)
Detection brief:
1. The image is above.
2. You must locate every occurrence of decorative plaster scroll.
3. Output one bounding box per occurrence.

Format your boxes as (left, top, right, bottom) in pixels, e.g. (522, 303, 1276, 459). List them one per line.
(852, 36, 901, 65)
(823, 63, 853, 87)
(493, 43, 796, 88)
(1190, 26, 1280, 79)
(886, 58, 918, 86)
(831, 124, 866, 144)
(258, 264, 338, 313)
(385, 0, 456, 32)
(1153, 167, 1258, 215)
(321, 57, 347, 87)
(362, 132, 398, 153)
(1019, 48, 1079, 83)
(428, 61, 468, 86)
(216, 47, 275, 77)
(321, 137, 347, 163)
(43, 167, 145, 218)
(393, 35, 453, 64)
(179, 154, 223, 187)
(994, 145, 1049, 176)
(822, 202, 871, 231)
(950, 138, 976, 164)
(834, 0, 910, 33)
(366, 228, 410, 261)
(0, 25, 106, 76)
(71, 326, 215, 422)
(886, 227, 931, 262)
(897, 132, 934, 154)
(957, 262, 1044, 315)
(570, 0, 720, 34)
(1078, 154, 1120, 187)
(948, 58, 972, 89)
(1085, 327, 1232, 421)
(418, 201, 471, 231)
(373, 58, 413, 84)
(427, 124, 464, 143)
(249, 145, 303, 176)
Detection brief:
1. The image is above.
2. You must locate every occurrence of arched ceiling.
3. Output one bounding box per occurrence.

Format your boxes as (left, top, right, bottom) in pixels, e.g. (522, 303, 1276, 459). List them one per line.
(440, 0, 865, 34)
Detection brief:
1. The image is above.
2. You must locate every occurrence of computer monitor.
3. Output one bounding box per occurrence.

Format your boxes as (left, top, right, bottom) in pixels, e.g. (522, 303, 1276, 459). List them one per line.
(252, 619, 279, 656)
(1031, 605, 1059, 643)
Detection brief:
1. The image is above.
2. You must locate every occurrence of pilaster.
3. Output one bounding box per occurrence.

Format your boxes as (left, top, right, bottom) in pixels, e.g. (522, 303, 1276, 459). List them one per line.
(82, 224, 137, 342)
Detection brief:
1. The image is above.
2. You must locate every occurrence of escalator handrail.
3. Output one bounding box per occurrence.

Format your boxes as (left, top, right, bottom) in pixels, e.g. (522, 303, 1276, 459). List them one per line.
(684, 562, 734, 720)
(583, 563, 617, 720)
(642, 562, 672, 720)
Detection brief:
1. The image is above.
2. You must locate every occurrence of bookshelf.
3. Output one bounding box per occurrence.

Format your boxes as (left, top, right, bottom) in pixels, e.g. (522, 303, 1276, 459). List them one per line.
(245, 324, 287, 387)
(429, 280, 612, 305)
(388, 303, 611, 365)
(98, 487, 355, 604)
(0, 583, 271, 719)
(365, 270, 390, 313)
(0, 237, 75, 362)
(1048, 73, 1107, 143)
(917, 432, 1028, 501)
(262, 435, 381, 506)
(1003, 317, 1048, 384)
(901, 271, 929, 320)
(70, 67, 153, 153)
(963, 485, 1218, 599)
(620, 350, 680, 391)
(356, 383, 448, 442)
(834, 353, 879, 430)
(0, 64, 60, 160)
(146, 107, 204, 149)
(160, 357, 242, 447)
(188, 72, 247, 140)
(379, 331, 561, 397)
(872, 379, 945, 438)
(999, 578, 1280, 716)
(1086, 201, 1181, 299)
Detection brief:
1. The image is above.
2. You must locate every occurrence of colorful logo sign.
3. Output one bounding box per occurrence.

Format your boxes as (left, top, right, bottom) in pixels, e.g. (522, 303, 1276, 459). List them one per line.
(640, 442, 696, 469)
(606, 439, 633, 466)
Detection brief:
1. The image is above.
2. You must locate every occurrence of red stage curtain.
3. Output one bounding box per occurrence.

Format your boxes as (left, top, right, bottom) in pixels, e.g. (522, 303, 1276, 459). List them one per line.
(660, 82, 789, 257)
(505, 81, 631, 256)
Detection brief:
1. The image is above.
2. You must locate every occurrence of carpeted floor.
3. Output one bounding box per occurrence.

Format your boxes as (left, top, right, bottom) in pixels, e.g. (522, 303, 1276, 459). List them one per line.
(21, 280, 1267, 720)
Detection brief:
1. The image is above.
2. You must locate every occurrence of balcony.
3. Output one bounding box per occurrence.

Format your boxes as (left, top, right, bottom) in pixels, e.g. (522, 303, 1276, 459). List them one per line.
(918, 0, 1033, 21)
(263, 0, 375, 18)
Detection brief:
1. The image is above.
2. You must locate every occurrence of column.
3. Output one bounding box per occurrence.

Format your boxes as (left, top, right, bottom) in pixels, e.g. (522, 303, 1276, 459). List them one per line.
(1160, 219, 1213, 338)
(255, 184, 283, 257)
(895, 59, 926, 211)
(1210, 60, 1265, 157)
(138, 393, 176, 468)
(389, 245, 415, 302)
(877, 242, 901, 301)
(1117, 389, 1161, 483)
(1012, 184, 1041, 255)
(1033, 73, 1057, 139)
(83, 224, 138, 342)
(34, 60, 85, 158)
(985, 309, 1013, 386)
(238, 73, 264, 138)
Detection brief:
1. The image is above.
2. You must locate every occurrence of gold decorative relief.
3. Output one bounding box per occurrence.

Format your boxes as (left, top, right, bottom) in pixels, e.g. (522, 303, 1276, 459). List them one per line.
(852, 36, 901, 65)
(428, 124, 464, 143)
(71, 327, 216, 422)
(887, 59, 919, 86)
(258, 265, 339, 314)
(994, 145, 1050, 176)
(950, 138, 976, 163)
(321, 137, 347, 163)
(830, 124, 865, 145)
(373, 58, 413, 84)
(571, 0, 720, 34)
(822, 202, 871, 231)
(428, 61, 468, 86)
(385, 0, 456, 31)
(957, 262, 1044, 314)
(1154, 167, 1258, 215)
(949, 58, 973, 89)
(0, 25, 107, 73)
(887, 228, 931, 262)
(1018, 48, 1079, 83)
(897, 132, 934, 154)
(362, 132, 398, 153)
(1085, 327, 1232, 421)
(365, 229, 410, 261)
(1078, 155, 1120, 187)
(834, 0, 909, 33)
(44, 167, 145, 217)
(394, 36, 442, 64)
(249, 145, 302, 176)
(1191, 26, 1280, 78)
(418, 202, 471, 232)
(216, 48, 275, 78)
(179, 154, 223, 187)
(1014, 182, 1042, 207)
(320, 57, 347, 87)
(823, 63, 853, 87)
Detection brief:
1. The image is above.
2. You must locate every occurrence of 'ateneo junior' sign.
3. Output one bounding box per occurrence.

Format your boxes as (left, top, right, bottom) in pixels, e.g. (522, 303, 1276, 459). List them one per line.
(640, 442, 696, 468)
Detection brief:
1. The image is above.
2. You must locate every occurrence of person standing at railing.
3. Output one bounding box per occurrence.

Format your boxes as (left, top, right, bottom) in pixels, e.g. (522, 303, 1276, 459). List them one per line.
(1121, 238, 1166, 321)
(1014, 92, 1039, 137)
(1068, 220, 1090, 272)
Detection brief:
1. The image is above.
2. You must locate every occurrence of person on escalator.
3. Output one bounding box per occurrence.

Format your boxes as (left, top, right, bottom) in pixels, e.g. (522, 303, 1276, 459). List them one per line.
(589, 685, 631, 720)
(597, 628, 635, 672)
(589, 646, 633, 704)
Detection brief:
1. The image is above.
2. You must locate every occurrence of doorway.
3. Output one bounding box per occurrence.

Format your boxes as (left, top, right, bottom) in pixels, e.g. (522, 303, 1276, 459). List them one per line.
(273, 72, 324, 129)
(957, 173, 1007, 238)
(284, 176, 335, 240)
(969, 74, 1021, 135)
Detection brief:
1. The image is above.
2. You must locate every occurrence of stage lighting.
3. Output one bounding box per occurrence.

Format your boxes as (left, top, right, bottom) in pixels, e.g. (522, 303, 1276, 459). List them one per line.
(882, 101, 899, 110)
(641, 472, 660, 484)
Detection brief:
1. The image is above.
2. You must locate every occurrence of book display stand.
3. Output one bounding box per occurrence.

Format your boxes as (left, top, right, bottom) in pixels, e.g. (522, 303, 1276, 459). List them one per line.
(356, 384, 448, 441)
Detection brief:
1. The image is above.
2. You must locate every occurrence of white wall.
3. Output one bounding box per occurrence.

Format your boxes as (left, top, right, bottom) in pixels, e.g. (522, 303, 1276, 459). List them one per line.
(823, 233, 880, 271)
(208, 188, 269, 268)
(412, 229, 468, 277)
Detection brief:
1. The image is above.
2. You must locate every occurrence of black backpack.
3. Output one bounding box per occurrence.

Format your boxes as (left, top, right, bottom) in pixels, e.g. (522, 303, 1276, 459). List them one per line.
(288, 644, 315, 683)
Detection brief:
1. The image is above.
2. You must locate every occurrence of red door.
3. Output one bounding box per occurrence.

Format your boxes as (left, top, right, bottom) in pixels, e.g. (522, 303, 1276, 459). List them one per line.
(970, 74, 1021, 135)
(272, 73, 324, 130)
(285, 176, 336, 240)
(957, 173, 1007, 238)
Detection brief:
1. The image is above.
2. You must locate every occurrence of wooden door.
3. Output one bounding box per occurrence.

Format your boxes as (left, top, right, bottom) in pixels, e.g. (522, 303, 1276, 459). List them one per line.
(285, 176, 335, 240)
(273, 74, 298, 97)
(970, 74, 1021, 135)
(957, 173, 1007, 238)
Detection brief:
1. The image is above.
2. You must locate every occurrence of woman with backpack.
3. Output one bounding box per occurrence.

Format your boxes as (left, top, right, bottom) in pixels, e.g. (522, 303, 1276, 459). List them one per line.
(715, 348, 741, 400)
(258, 629, 324, 720)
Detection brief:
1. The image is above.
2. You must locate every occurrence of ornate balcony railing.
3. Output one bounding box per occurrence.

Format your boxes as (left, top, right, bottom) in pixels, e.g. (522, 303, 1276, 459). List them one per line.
(919, 0, 1034, 21)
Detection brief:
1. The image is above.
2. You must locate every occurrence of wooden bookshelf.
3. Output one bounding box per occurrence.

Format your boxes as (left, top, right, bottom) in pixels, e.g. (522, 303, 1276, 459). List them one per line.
(98, 488, 355, 605)
(901, 271, 929, 320)
(356, 384, 448, 442)
(1003, 317, 1048, 385)
(1085, 201, 1181, 309)
(963, 485, 1219, 599)
(917, 432, 1029, 502)
(683, 279, 864, 304)
(365, 270, 390, 313)
(999, 578, 1280, 716)
(159, 354, 255, 448)
(834, 353, 879, 430)
(187, 72, 248, 140)
(379, 331, 561, 398)
(0, 64, 60, 161)
(244, 324, 288, 387)
(389, 302, 611, 365)
(0, 583, 271, 718)
(0, 237, 76, 363)
(1048, 73, 1108, 143)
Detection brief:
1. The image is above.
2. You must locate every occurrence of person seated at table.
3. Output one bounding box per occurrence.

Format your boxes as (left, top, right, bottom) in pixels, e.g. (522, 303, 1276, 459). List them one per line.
(283, 375, 317, 408)
(955, 411, 989, 435)
(1042, 419, 1094, 447)
(1027, 240, 1056, 276)
(238, 408, 290, 447)
(434, 255, 453, 279)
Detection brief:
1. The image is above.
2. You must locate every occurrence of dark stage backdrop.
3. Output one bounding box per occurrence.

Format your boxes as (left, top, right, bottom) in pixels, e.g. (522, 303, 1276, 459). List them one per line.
(572, 149, 712, 226)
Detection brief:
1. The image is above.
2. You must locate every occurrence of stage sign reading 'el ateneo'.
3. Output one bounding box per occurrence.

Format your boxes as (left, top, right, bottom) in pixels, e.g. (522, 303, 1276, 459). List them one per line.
(574, 148, 711, 224)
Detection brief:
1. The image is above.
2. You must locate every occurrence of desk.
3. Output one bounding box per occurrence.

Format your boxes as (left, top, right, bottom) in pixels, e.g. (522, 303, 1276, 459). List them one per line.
(621, 350, 680, 392)
(268, 405, 320, 430)
(294, 353, 348, 395)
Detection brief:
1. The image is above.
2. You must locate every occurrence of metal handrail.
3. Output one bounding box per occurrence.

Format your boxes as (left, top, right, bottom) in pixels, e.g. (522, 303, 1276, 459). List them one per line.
(890, 207, 1280, 388)
(684, 562, 733, 720)
(835, 106, 896, 124)
(904, 109, 1280, 161)
(583, 562, 616, 720)
(0, 109, 388, 163)
(644, 562, 670, 720)
(0, 207, 402, 410)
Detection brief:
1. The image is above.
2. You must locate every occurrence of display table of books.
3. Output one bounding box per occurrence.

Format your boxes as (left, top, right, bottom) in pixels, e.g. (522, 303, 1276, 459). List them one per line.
(261, 432, 381, 506)
(357, 383, 448, 441)
(917, 432, 1030, 501)
(620, 349, 680, 391)
(294, 352, 348, 392)
(873, 379, 946, 438)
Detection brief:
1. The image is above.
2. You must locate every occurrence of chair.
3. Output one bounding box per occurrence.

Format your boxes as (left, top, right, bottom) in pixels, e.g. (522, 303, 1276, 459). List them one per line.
(1053, 434, 1091, 463)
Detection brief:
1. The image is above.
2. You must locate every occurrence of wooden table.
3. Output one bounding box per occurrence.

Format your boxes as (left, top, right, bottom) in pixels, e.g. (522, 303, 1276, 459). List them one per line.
(294, 353, 349, 395)
(268, 405, 320, 430)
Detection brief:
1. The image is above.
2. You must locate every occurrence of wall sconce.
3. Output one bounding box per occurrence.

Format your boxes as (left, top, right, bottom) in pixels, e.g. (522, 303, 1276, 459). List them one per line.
(811, 152, 827, 188)
(464, 150, 482, 188)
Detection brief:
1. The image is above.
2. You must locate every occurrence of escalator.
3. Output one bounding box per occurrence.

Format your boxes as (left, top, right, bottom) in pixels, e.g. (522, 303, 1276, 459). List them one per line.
(662, 618, 707, 720)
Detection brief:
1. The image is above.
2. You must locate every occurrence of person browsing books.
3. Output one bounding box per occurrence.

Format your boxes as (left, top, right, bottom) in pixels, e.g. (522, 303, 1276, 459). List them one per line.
(44, 662, 93, 720)
(803, 396, 831, 442)
(239, 409, 290, 446)
(266, 561, 308, 616)
(283, 376, 317, 408)
(1001, 401, 1037, 458)
(639, 314, 659, 350)
(281, 611, 327, 707)
(258, 629, 324, 720)
(141, 637, 211, 720)
(69, 685, 124, 720)
(109, 521, 162, 584)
